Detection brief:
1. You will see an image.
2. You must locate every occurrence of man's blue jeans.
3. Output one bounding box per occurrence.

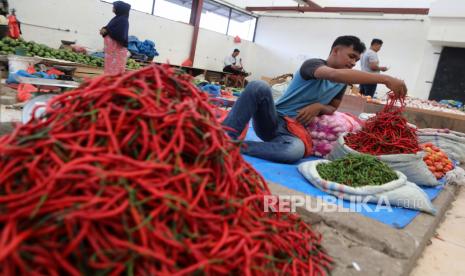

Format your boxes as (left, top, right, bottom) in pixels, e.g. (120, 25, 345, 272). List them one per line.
(360, 84, 377, 97)
(222, 80, 305, 163)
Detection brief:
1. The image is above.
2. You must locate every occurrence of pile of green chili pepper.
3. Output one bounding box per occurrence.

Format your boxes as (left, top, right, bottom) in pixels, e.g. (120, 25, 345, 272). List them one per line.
(316, 154, 398, 187)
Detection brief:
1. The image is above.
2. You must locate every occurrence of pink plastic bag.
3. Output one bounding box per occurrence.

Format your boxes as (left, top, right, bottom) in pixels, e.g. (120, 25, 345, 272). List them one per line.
(306, 112, 363, 157)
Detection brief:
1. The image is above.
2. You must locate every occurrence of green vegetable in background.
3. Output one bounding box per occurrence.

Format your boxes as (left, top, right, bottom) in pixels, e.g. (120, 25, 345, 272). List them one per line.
(0, 37, 141, 70)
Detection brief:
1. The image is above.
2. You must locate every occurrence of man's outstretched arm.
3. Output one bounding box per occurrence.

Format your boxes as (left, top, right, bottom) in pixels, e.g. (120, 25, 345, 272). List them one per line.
(314, 66, 407, 98)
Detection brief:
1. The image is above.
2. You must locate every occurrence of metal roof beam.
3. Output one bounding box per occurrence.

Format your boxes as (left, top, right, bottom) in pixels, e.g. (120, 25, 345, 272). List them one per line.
(246, 6, 429, 15)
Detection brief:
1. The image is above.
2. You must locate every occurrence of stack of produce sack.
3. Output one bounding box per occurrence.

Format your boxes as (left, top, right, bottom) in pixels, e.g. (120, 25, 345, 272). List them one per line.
(128, 36, 159, 60)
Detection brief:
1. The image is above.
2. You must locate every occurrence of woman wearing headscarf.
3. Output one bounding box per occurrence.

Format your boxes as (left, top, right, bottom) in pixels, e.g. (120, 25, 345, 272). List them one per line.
(100, 1, 130, 75)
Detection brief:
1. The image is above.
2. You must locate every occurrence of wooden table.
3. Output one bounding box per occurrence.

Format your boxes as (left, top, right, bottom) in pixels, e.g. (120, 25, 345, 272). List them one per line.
(338, 94, 367, 115)
(339, 94, 465, 132)
(155, 62, 235, 85)
(365, 102, 465, 133)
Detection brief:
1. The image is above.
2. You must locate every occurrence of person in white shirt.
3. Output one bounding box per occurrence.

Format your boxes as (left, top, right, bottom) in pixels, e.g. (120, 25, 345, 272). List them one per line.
(360, 39, 388, 97)
(223, 49, 248, 76)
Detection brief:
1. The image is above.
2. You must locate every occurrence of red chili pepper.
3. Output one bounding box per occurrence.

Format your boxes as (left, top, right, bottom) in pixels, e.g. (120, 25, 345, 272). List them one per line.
(345, 93, 419, 155)
(0, 64, 331, 275)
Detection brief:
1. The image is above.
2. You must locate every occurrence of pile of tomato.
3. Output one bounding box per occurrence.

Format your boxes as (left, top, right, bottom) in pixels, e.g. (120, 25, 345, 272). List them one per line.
(421, 143, 454, 179)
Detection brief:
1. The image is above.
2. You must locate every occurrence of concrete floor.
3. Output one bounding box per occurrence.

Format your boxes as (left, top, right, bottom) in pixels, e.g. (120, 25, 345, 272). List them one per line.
(411, 186, 465, 275)
(268, 180, 462, 276)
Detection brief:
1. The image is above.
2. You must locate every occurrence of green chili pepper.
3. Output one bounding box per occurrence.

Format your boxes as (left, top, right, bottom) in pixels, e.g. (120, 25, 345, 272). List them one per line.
(317, 154, 398, 187)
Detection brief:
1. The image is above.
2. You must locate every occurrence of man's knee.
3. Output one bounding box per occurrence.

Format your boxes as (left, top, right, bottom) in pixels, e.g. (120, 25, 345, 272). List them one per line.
(245, 80, 271, 97)
(280, 139, 305, 164)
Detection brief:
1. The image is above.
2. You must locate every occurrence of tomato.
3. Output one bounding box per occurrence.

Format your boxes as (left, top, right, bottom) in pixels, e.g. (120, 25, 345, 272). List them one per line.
(425, 160, 433, 166)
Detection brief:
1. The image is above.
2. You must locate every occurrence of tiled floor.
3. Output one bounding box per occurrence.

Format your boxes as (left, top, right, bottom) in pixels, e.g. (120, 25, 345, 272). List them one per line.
(411, 186, 465, 275)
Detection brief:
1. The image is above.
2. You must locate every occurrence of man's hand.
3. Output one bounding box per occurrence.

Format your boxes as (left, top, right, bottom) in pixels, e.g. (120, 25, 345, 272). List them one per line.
(379, 66, 388, 72)
(296, 103, 323, 125)
(313, 66, 407, 98)
(385, 76, 407, 98)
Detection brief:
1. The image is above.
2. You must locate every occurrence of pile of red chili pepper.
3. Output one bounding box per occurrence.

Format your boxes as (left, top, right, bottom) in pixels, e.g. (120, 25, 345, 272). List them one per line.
(345, 93, 420, 155)
(0, 65, 331, 275)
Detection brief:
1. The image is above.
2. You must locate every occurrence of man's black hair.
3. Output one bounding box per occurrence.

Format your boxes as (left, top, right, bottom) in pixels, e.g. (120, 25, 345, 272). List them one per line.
(371, 38, 383, 46)
(331, 36, 366, 54)
(233, 49, 240, 53)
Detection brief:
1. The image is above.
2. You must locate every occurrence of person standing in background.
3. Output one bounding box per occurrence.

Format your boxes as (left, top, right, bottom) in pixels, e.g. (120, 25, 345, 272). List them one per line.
(360, 39, 388, 97)
(7, 8, 21, 39)
(100, 1, 130, 75)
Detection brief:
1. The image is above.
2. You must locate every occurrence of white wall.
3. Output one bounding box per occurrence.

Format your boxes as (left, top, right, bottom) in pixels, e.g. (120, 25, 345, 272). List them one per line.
(429, 0, 465, 17)
(10, 0, 257, 69)
(253, 14, 432, 98)
(195, 29, 257, 72)
(427, 0, 465, 47)
(413, 0, 465, 99)
(413, 41, 442, 99)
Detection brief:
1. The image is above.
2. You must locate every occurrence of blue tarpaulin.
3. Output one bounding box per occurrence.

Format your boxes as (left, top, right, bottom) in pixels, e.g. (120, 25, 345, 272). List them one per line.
(243, 125, 444, 229)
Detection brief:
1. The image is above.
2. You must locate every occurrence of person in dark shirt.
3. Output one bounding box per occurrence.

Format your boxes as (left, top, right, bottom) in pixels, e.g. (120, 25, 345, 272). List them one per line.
(100, 1, 130, 75)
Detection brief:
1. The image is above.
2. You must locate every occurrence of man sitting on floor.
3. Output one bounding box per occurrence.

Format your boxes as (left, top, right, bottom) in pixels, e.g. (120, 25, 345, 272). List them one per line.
(222, 35, 407, 163)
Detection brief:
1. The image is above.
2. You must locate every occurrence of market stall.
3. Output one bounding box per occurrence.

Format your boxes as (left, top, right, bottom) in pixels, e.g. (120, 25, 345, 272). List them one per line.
(2, 0, 465, 274)
(340, 94, 465, 132)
